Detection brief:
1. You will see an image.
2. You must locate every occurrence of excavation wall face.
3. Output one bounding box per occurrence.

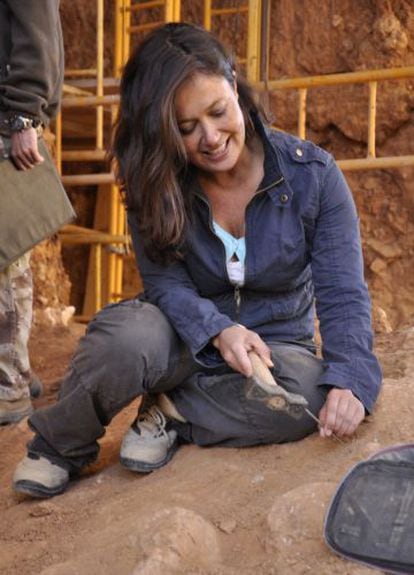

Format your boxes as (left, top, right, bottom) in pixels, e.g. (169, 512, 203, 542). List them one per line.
(47, 0, 414, 330)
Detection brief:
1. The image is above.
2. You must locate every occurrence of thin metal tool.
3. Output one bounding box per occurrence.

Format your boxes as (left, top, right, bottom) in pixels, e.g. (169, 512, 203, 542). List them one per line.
(304, 407, 322, 425)
(304, 407, 344, 444)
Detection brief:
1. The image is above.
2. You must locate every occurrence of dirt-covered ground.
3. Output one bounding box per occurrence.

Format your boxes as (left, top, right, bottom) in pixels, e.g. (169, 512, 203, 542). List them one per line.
(0, 322, 413, 575)
(1, 2, 413, 574)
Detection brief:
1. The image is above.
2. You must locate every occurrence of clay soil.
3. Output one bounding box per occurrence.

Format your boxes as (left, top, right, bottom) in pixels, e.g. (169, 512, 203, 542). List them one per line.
(1, 322, 414, 575)
(1, 1, 414, 573)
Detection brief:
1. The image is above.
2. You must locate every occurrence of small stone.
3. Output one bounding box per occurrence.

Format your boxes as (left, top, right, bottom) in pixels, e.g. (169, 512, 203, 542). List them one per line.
(251, 473, 265, 484)
(370, 257, 387, 275)
(372, 306, 393, 334)
(266, 482, 336, 558)
(367, 239, 402, 260)
(29, 501, 57, 518)
(133, 507, 221, 574)
(362, 440, 382, 458)
(216, 518, 237, 534)
(332, 14, 343, 28)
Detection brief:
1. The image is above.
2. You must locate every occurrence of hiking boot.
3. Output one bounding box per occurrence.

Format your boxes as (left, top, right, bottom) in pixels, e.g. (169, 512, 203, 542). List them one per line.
(119, 403, 178, 473)
(29, 372, 43, 399)
(0, 397, 33, 425)
(13, 455, 69, 498)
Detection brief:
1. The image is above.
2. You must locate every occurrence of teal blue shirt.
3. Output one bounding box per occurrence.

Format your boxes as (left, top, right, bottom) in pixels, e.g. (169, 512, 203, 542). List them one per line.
(212, 221, 246, 285)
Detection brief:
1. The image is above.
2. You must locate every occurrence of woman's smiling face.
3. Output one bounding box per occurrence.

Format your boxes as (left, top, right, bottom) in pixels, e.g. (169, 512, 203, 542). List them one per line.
(174, 72, 246, 174)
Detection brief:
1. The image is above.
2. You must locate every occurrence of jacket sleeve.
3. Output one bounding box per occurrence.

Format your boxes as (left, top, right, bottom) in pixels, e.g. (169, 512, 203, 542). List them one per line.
(311, 158, 382, 412)
(0, 0, 64, 124)
(128, 215, 235, 365)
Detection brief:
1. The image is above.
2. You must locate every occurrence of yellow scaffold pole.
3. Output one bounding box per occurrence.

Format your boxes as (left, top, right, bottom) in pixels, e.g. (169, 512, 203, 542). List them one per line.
(247, 0, 261, 83)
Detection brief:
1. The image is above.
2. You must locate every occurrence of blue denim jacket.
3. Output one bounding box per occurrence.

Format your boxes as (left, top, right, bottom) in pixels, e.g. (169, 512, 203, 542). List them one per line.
(129, 119, 382, 412)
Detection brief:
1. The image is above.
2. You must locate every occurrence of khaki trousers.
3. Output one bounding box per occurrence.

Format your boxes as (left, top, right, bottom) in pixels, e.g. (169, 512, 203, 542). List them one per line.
(0, 252, 32, 400)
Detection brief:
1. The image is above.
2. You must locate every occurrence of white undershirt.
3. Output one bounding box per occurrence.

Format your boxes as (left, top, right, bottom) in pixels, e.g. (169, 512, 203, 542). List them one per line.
(212, 221, 246, 286)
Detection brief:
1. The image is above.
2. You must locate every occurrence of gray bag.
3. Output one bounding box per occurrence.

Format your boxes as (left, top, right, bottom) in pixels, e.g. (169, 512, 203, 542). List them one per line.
(0, 136, 75, 271)
(324, 444, 414, 574)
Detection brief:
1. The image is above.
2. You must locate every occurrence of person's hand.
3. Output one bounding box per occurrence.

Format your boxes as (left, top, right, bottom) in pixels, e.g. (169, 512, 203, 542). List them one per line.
(10, 128, 44, 170)
(212, 324, 273, 377)
(318, 388, 365, 438)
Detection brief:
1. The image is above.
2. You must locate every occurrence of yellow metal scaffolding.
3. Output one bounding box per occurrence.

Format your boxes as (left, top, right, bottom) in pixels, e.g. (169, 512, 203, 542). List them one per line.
(255, 66, 414, 170)
(56, 1, 414, 321)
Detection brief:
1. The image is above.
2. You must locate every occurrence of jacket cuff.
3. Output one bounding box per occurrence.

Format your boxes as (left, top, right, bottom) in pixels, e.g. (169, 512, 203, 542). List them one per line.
(190, 317, 235, 367)
(318, 361, 382, 413)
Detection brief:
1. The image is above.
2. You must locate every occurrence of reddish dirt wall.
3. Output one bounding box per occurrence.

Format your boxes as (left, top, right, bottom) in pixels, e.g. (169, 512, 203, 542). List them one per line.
(47, 0, 414, 330)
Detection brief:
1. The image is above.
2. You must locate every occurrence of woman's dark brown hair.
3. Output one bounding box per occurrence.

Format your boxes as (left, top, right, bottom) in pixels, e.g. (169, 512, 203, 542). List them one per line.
(112, 22, 264, 264)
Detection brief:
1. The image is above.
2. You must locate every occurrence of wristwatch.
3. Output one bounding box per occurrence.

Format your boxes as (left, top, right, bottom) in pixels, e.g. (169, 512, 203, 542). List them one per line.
(8, 114, 42, 132)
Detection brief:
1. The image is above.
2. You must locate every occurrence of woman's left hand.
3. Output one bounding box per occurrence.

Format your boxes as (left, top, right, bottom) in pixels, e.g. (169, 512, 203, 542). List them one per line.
(318, 388, 365, 438)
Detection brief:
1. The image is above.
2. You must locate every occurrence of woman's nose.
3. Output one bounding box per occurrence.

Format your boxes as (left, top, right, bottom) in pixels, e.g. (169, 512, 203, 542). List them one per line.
(201, 122, 220, 147)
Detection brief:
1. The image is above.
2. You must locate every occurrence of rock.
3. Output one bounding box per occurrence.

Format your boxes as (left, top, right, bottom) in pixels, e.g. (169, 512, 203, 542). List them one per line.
(266, 482, 336, 559)
(39, 563, 76, 575)
(251, 473, 265, 484)
(216, 518, 237, 534)
(34, 305, 75, 327)
(373, 13, 408, 54)
(367, 239, 403, 260)
(370, 257, 387, 275)
(29, 501, 58, 518)
(372, 305, 393, 334)
(361, 440, 383, 458)
(132, 507, 221, 574)
(331, 14, 343, 29)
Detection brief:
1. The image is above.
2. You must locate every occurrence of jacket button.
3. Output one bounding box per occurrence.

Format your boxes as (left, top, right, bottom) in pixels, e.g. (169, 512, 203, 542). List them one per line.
(279, 193, 289, 203)
(295, 147, 303, 157)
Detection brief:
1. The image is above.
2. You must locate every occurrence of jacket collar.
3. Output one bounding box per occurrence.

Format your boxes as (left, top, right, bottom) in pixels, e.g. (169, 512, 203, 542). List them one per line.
(253, 113, 284, 189)
(253, 113, 293, 207)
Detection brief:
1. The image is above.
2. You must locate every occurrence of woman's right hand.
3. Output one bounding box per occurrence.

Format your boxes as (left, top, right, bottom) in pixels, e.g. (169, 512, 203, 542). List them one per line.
(11, 128, 44, 170)
(212, 324, 273, 377)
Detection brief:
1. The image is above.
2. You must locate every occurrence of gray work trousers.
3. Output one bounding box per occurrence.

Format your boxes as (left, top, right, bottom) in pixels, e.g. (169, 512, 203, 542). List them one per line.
(29, 299, 327, 469)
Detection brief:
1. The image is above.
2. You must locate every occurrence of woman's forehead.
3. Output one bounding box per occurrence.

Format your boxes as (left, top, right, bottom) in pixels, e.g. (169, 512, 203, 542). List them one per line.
(174, 73, 234, 118)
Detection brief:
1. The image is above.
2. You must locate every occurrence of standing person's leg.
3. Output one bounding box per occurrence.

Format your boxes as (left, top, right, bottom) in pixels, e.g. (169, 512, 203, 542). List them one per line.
(169, 342, 327, 446)
(0, 253, 33, 424)
(13, 299, 198, 496)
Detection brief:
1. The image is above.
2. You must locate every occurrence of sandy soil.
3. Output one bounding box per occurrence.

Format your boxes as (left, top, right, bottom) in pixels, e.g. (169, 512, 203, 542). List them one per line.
(1, 322, 413, 575)
(1, 3, 412, 573)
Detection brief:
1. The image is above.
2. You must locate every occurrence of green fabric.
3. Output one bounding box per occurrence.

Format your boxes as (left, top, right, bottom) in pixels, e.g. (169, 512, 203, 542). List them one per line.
(0, 138, 75, 271)
(0, 0, 64, 127)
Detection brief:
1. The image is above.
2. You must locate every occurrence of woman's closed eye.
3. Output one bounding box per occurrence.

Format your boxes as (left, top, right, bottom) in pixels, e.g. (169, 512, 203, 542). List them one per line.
(178, 122, 196, 136)
(210, 107, 226, 118)
(178, 107, 227, 136)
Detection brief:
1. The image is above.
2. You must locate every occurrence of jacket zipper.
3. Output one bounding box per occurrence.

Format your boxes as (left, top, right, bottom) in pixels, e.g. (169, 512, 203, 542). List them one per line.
(235, 175, 284, 320)
(194, 174, 285, 322)
(234, 284, 241, 322)
(195, 192, 232, 287)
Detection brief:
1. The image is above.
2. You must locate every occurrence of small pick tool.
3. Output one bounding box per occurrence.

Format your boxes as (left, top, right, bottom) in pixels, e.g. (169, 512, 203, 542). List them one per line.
(246, 351, 320, 423)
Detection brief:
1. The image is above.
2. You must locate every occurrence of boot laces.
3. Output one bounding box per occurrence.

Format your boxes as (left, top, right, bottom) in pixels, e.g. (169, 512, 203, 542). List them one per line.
(136, 404, 168, 439)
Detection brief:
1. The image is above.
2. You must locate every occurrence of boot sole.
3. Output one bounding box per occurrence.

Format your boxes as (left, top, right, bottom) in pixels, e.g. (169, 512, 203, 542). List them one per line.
(29, 380, 43, 399)
(14, 479, 68, 498)
(119, 442, 178, 473)
(0, 405, 33, 425)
